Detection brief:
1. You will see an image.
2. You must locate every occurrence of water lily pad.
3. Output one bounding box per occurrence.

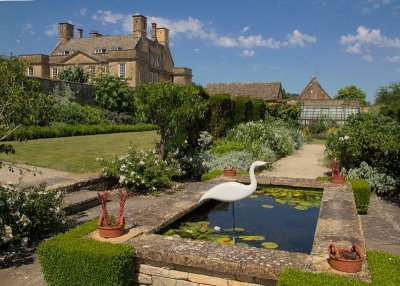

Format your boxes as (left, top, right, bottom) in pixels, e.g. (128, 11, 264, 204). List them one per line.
(239, 235, 265, 241)
(216, 237, 234, 245)
(235, 242, 249, 247)
(292, 193, 301, 198)
(275, 198, 287, 204)
(278, 192, 288, 197)
(225, 227, 245, 232)
(262, 242, 279, 249)
(294, 205, 308, 211)
(262, 204, 274, 209)
(249, 194, 258, 198)
(255, 189, 264, 194)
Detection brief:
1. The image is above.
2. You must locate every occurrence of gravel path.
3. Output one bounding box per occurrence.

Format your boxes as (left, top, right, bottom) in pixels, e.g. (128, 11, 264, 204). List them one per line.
(261, 144, 330, 179)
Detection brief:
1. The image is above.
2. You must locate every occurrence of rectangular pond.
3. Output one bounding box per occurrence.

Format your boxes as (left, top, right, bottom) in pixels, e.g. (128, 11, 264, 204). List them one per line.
(161, 187, 322, 254)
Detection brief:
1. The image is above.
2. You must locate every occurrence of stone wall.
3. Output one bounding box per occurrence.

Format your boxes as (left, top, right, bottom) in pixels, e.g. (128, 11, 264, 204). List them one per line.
(134, 262, 265, 286)
(34, 77, 95, 105)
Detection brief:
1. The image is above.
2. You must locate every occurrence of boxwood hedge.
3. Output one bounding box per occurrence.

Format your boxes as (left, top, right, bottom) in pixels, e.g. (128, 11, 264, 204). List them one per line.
(38, 220, 135, 286)
(347, 178, 371, 214)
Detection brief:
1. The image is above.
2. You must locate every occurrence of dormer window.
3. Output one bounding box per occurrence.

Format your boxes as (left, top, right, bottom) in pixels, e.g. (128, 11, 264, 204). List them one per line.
(95, 48, 106, 54)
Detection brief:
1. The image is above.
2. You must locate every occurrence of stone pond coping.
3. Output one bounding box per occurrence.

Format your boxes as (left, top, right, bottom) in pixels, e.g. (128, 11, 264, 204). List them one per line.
(115, 176, 372, 285)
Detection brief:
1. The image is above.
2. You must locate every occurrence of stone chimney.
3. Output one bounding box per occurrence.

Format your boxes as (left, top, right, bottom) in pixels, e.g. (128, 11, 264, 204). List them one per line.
(156, 27, 169, 47)
(151, 23, 157, 41)
(133, 15, 147, 39)
(77, 28, 83, 39)
(59, 23, 74, 43)
(89, 31, 102, 38)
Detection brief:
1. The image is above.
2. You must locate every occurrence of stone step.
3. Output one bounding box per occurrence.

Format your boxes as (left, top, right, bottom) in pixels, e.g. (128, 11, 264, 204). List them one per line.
(62, 190, 102, 215)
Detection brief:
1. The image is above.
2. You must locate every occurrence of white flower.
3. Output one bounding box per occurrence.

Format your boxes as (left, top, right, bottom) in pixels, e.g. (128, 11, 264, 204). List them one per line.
(213, 226, 221, 232)
(186, 230, 193, 234)
(139, 160, 145, 165)
(339, 137, 343, 141)
(119, 175, 126, 184)
(344, 135, 349, 140)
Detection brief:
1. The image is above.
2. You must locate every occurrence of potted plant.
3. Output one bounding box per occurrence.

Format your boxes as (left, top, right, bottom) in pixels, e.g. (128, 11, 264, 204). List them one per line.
(97, 190, 129, 238)
(328, 243, 365, 273)
(223, 166, 237, 177)
(331, 158, 345, 184)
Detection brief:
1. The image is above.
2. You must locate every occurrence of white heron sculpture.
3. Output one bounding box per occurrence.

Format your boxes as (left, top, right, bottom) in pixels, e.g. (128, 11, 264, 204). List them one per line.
(198, 161, 267, 243)
(199, 161, 266, 203)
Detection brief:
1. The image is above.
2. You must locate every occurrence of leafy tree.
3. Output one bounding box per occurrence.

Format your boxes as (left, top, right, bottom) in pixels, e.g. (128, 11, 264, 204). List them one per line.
(94, 76, 134, 113)
(0, 55, 52, 158)
(334, 85, 367, 105)
(282, 88, 299, 100)
(375, 82, 400, 105)
(135, 82, 208, 160)
(58, 65, 89, 83)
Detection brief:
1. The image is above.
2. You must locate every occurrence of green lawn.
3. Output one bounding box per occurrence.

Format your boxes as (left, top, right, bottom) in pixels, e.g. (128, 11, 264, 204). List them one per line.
(0, 131, 159, 173)
(312, 137, 327, 145)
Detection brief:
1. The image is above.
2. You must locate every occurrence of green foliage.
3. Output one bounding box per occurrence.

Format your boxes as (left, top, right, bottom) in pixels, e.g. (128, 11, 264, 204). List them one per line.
(94, 76, 135, 113)
(232, 96, 253, 125)
(135, 82, 208, 159)
(380, 101, 400, 122)
(326, 112, 400, 196)
(210, 139, 245, 155)
(207, 94, 235, 138)
(308, 115, 337, 135)
(8, 123, 157, 141)
(251, 99, 266, 121)
(38, 220, 135, 286)
(201, 169, 224, 181)
(265, 103, 301, 126)
(0, 55, 53, 149)
(204, 150, 257, 171)
(99, 147, 181, 193)
(347, 178, 371, 214)
(375, 82, 400, 105)
(334, 85, 368, 105)
(277, 268, 366, 286)
(347, 162, 398, 197)
(58, 65, 89, 83)
(0, 184, 65, 248)
(277, 250, 400, 286)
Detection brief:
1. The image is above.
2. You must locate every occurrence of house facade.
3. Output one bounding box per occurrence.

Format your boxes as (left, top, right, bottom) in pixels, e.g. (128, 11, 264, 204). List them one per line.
(19, 15, 192, 88)
(297, 76, 360, 125)
(206, 82, 283, 102)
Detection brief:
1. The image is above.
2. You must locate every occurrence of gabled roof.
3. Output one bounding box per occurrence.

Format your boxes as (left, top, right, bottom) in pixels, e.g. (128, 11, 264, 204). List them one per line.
(299, 76, 331, 100)
(206, 82, 282, 101)
(51, 35, 139, 60)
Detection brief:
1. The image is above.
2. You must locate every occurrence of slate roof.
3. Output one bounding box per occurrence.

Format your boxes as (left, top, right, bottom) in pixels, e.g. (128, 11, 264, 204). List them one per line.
(50, 35, 139, 63)
(206, 82, 282, 101)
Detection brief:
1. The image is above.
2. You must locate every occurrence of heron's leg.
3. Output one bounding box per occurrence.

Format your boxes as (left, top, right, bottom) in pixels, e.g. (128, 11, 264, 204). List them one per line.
(232, 202, 236, 244)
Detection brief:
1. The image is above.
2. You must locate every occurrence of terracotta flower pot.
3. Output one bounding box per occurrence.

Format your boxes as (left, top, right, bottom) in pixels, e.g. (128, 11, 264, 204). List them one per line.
(331, 176, 345, 184)
(224, 167, 237, 177)
(97, 215, 125, 238)
(328, 243, 365, 273)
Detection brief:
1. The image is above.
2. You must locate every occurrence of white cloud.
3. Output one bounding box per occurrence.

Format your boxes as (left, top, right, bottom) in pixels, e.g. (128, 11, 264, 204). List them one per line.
(242, 26, 250, 33)
(194, 48, 200, 53)
(340, 26, 400, 61)
(45, 23, 58, 37)
(395, 67, 400, 72)
(22, 23, 34, 35)
(79, 8, 87, 16)
(386, 55, 400, 62)
(241, 49, 255, 57)
(91, 11, 317, 51)
(361, 54, 374, 62)
(286, 29, 317, 47)
(92, 10, 125, 25)
(361, 0, 396, 13)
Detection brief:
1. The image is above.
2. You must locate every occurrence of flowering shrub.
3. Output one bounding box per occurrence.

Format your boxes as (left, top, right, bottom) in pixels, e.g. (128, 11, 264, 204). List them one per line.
(326, 113, 400, 196)
(98, 147, 181, 193)
(0, 184, 65, 249)
(204, 150, 256, 171)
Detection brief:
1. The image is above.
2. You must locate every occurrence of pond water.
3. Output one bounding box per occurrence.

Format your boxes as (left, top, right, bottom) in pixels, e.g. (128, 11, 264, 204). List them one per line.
(162, 187, 322, 254)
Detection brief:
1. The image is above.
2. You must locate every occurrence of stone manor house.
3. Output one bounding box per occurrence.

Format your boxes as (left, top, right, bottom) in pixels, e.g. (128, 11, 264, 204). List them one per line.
(19, 15, 192, 88)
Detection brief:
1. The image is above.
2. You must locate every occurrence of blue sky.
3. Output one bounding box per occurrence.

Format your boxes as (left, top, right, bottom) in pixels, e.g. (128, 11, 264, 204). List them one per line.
(0, 0, 399, 102)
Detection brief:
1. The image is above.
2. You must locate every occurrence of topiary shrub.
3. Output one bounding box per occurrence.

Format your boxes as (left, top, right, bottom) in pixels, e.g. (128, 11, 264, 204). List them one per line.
(207, 94, 234, 138)
(38, 220, 135, 286)
(347, 178, 371, 214)
(232, 96, 253, 125)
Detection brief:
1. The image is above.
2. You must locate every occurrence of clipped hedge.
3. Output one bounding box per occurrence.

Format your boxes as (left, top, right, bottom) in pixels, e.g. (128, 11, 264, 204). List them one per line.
(252, 99, 266, 121)
(232, 96, 253, 125)
(201, 169, 224, 181)
(38, 220, 135, 286)
(8, 123, 158, 141)
(207, 94, 234, 138)
(277, 250, 400, 286)
(348, 178, 371, 214)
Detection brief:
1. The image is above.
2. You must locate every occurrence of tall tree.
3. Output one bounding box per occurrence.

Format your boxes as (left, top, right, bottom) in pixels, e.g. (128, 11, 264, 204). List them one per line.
(375, 82, 400, 105)
(135, 82, 208, 160)
(334, 85, 368, 105)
